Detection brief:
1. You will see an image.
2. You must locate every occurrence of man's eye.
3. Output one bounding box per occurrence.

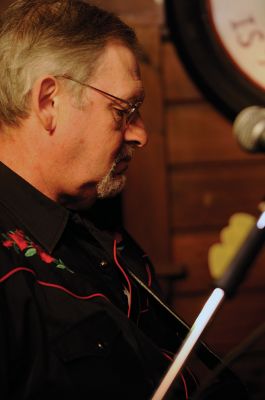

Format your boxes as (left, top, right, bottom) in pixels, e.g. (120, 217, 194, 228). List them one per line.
(113, 108, 129, 129)
(114, 108, 127, 120)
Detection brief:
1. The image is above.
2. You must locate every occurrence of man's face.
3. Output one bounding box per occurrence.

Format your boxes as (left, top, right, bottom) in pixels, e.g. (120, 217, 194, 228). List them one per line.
(47, 42, 147, 209)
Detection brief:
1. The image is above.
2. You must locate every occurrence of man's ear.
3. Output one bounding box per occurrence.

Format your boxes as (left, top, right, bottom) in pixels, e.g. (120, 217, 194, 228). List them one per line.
(31, 76, 59, 133)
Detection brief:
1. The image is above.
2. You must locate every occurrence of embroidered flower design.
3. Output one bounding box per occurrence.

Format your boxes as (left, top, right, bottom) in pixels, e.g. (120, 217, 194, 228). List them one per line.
(3, 230, 28, 251)
(1, 229, 74, 273)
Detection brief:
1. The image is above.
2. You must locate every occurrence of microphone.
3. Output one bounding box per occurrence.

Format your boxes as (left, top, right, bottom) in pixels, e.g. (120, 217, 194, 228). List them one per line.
(233, 106, 265, 152)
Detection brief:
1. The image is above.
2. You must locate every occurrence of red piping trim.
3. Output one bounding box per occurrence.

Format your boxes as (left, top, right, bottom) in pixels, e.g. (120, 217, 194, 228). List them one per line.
(180, 372, 189, 400)
(0, 267, 109, 301)
(162, 351, 173, 362)
(0, 267, 34, 282)
(162, 351, 189, 400)
(113, 240, 132, 318)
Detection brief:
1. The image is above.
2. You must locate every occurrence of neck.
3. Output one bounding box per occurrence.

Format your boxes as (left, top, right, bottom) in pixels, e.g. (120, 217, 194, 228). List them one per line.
(0, 124, 55, 200)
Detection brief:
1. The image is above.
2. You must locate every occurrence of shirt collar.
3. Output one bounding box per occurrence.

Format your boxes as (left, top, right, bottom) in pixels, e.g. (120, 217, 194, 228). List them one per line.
(0, 162, 69, 253)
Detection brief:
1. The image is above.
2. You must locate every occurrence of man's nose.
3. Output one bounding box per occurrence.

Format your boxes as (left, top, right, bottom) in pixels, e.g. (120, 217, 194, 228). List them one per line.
(124, 117, 148, 147)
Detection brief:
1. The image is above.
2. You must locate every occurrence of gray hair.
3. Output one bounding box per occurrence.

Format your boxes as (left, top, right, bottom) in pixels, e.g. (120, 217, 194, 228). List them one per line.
(0, 0, 140, 126)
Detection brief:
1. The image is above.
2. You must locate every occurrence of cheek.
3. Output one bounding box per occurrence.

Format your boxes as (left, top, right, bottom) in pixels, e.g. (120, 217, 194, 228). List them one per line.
(89, 142, 118, 169)
(72, 135, 119, 174)
(60, 108, 123, 170)
(86, 128, 123, 160)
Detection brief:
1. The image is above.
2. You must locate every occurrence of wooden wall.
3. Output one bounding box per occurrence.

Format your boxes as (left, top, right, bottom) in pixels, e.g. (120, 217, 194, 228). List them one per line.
(162, 38, 265, 355)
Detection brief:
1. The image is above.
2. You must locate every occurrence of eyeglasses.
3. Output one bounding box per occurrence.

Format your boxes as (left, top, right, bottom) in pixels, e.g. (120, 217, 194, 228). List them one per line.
(55, 75, 143, 131)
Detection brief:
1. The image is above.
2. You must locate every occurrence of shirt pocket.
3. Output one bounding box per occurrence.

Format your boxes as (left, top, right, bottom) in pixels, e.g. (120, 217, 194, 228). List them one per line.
(53, 310, 120, 361)
(51, 310, 150, 399)
(51, 310, 160, 400)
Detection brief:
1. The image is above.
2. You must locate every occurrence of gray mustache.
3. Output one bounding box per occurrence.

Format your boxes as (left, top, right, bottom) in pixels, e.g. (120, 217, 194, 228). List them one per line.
(115, 146, 135, 163)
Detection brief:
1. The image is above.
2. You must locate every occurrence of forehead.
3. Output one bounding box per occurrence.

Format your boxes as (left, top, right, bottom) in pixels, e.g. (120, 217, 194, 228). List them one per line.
(91, 41, 144, 99)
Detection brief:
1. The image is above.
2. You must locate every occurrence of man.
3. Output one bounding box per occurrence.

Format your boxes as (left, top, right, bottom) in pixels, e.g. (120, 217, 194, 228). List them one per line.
(0, 1, 247, 399)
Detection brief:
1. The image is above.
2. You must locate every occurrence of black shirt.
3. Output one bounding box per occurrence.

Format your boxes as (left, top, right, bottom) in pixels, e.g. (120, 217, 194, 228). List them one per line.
(0, 161, 190, 400)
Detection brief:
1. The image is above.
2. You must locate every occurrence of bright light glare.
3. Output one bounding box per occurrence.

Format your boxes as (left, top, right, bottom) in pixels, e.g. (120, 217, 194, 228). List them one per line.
(257, 211, 265, 229)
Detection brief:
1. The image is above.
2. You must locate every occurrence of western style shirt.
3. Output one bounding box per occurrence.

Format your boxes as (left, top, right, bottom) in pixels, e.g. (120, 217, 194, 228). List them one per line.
(0, 161, 190, 400)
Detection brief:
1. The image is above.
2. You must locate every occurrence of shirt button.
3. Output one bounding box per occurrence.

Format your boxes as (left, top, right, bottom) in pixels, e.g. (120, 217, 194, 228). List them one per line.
(99, 260, 108, 268)
(97, 341, 105, 350)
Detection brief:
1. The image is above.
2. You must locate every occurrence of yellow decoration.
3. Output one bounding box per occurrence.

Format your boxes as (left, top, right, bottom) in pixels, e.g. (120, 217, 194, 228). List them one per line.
(208, 213, 256, 279)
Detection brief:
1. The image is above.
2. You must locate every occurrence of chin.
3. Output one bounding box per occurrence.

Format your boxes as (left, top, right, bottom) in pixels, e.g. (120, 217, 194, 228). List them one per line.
(58, 192, 97, 210)
(96, 175, 126, 199)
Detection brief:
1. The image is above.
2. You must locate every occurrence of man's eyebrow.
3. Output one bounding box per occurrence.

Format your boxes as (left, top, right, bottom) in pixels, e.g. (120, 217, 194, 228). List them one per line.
(128, 91, 145, 104)
(110, 89, 145, 108)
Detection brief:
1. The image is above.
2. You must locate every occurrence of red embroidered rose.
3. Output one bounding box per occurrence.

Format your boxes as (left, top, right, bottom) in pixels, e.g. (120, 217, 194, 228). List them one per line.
(34, 245, 55, 264)
(2, 239, 13, 248)
(1, 229, 73, 273)
(39, 252, 55, 263)
(8, 230, 28, 251)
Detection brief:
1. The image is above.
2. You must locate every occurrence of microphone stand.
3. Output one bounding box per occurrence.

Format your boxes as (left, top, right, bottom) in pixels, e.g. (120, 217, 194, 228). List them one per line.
(151, 210, 265, 400)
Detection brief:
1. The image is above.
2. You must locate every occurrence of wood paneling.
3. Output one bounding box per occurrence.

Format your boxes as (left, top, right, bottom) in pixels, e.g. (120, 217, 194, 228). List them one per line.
(172, 289, 265, 355)
(169, 161, 265, 231)
(135, 26, 161, 67)
(122, 23, 171, 270)
(0, 0, 12, 11)
(139, 62, 164, 135)
(162, 25, 265, 360)
(123, 133, 170, 271)
(166, 103, 265, 165)
(171, 231, 265, 292)
(90, 0, 163, 25)
(170, 231, 218, 292)
(162, 42, 202, 102)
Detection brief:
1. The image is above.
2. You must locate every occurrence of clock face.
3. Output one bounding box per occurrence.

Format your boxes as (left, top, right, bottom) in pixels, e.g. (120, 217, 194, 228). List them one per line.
(209, 0, 265, 91)
(165, 0, 265, 120)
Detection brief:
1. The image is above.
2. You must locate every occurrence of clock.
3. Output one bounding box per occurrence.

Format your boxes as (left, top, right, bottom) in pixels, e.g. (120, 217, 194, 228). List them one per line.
(165, 0, 265, 120)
